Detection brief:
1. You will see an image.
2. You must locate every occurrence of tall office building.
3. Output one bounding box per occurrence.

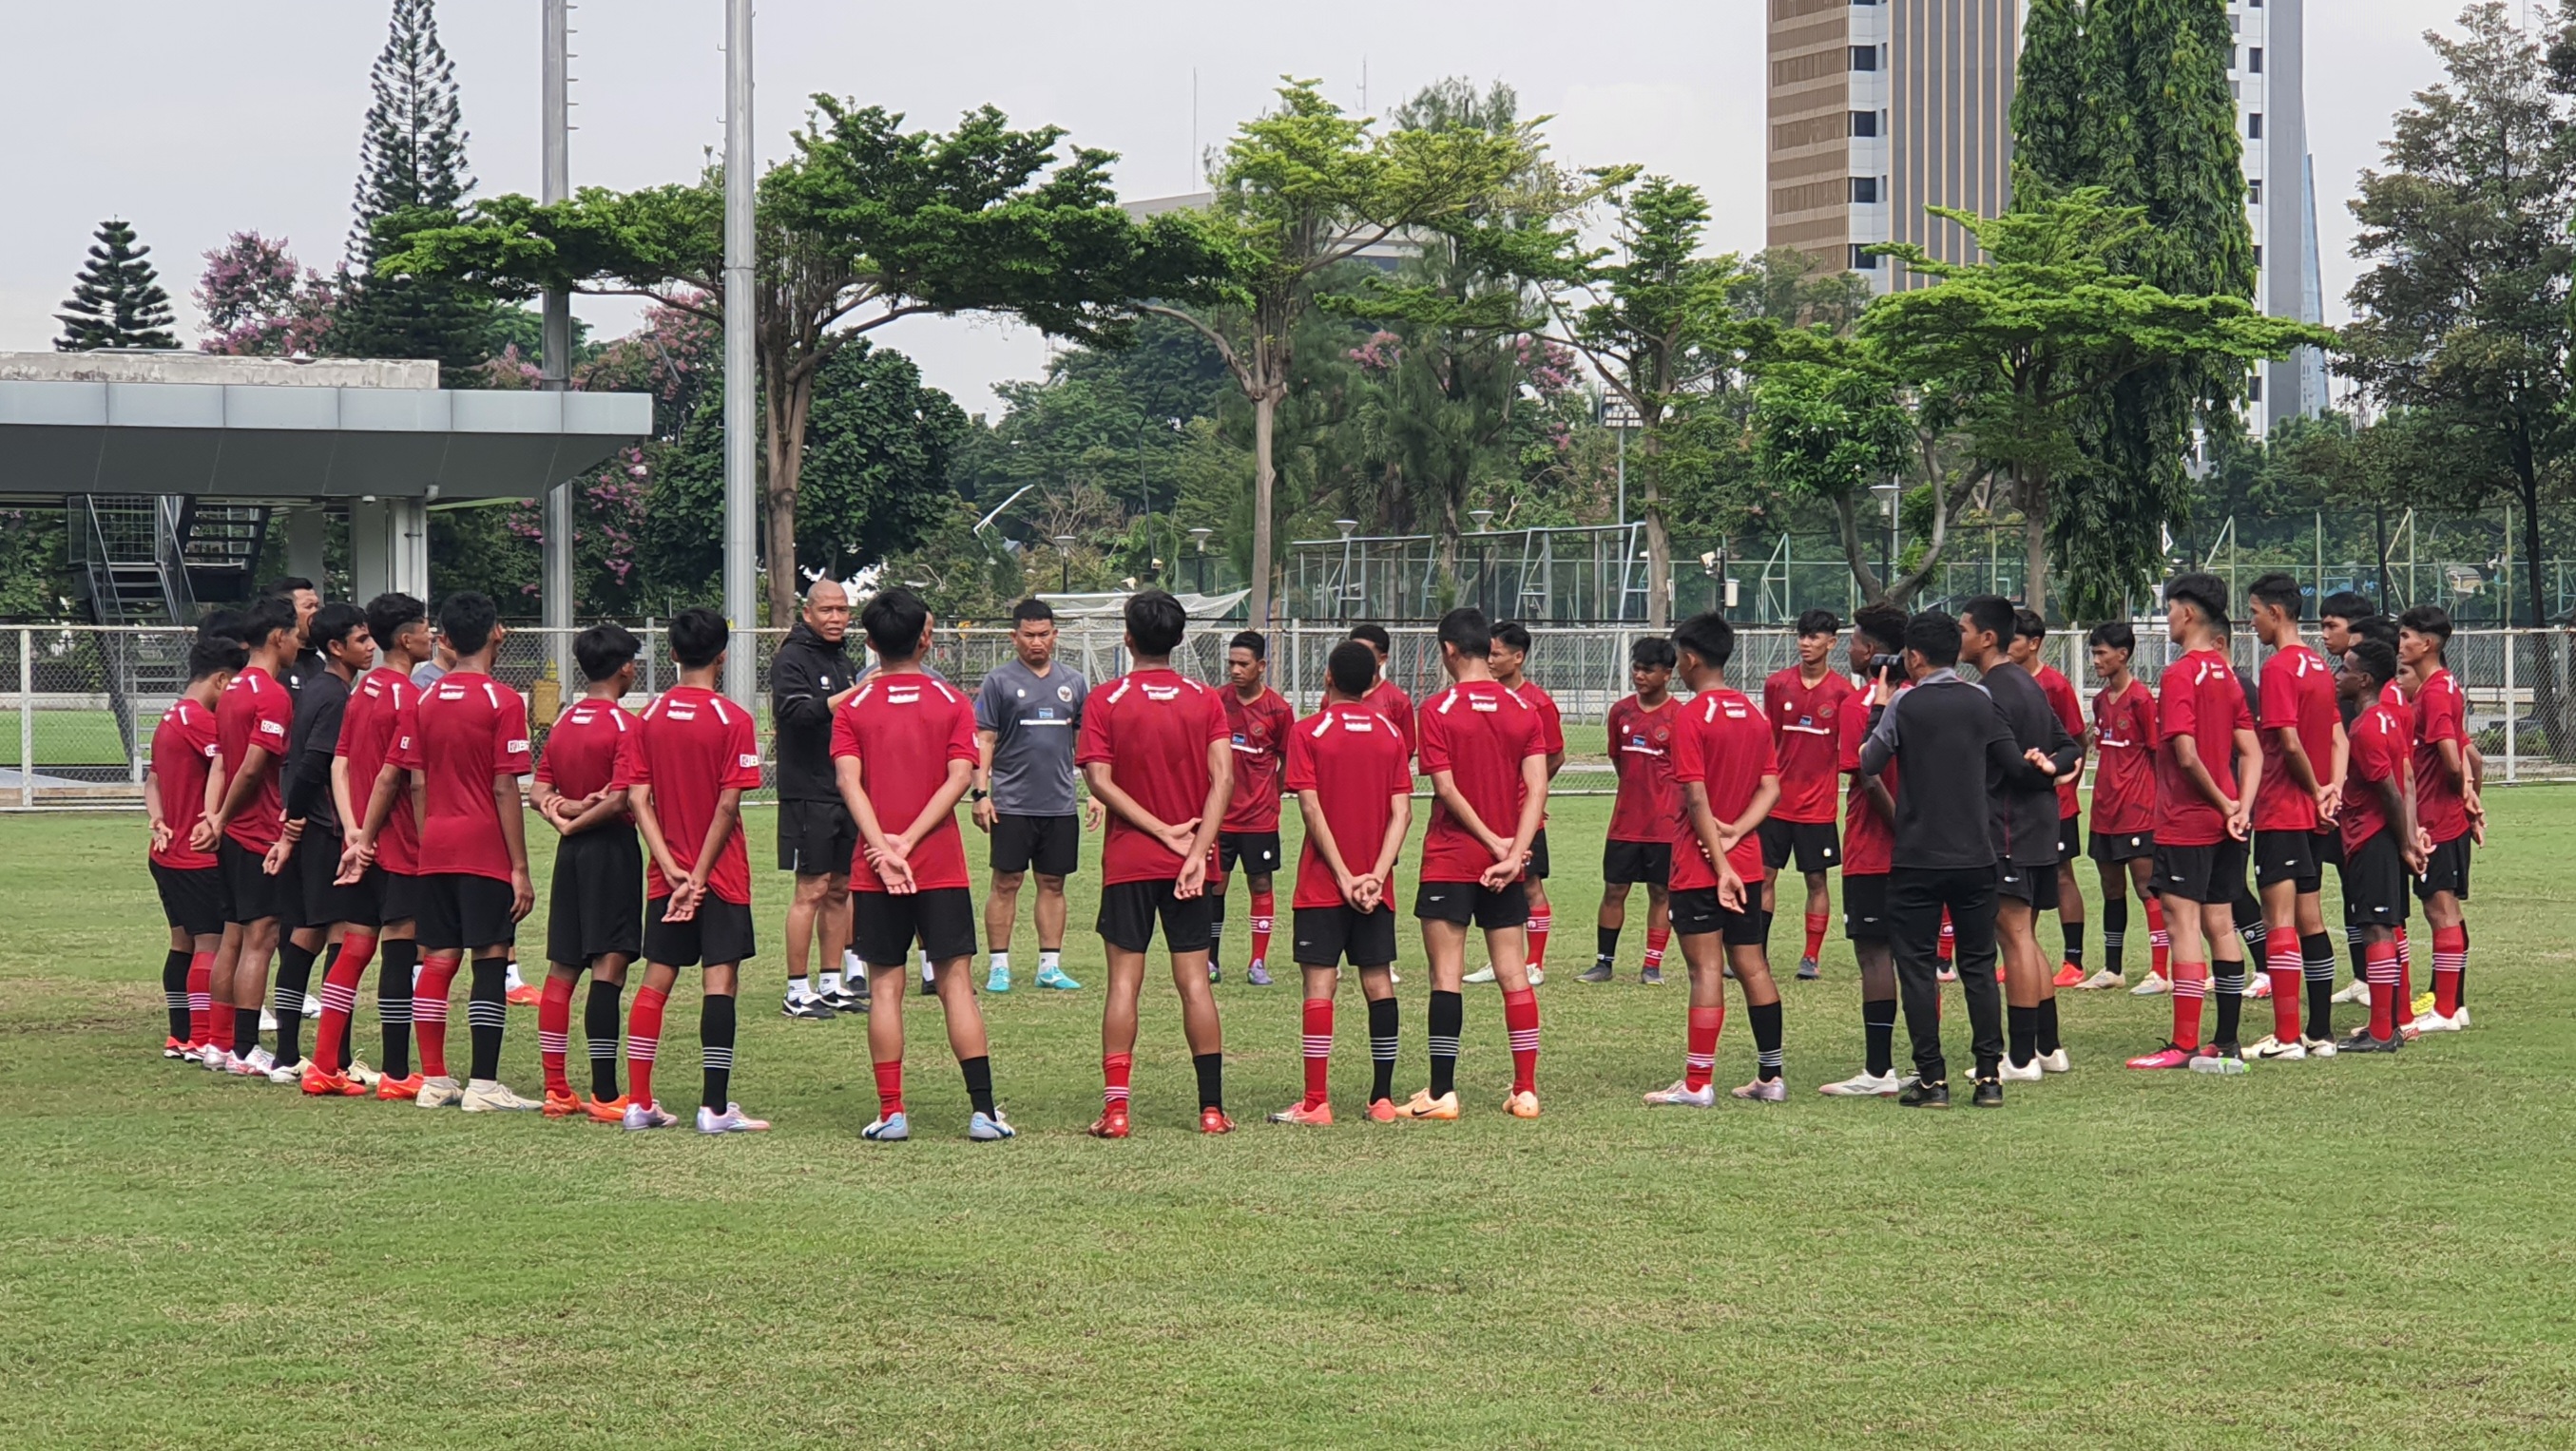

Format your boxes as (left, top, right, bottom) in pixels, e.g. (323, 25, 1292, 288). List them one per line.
(2233, 0, 2325, 430)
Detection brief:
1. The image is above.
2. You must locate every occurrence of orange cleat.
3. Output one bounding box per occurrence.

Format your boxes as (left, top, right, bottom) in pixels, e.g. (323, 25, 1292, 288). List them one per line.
(1265, 1100, 1333, 1126)
(582, 1093, 629, 1124)
(1200, 1107, 1236, 1135)
(375, 1072, 425, 1102)
(542, 1088, 585, 1117)
(1086, 1106, 1131, 1138)
(300, 1065, 366, 1097)
(1505, 1088, 1542, 1118)
(505, 984, 542, 1007)
(1366, 1097, 1398, 1123)
(163, 1036, 194, 1060)
(1394, 1089, 1461, 1120)
(2052, 962, 2086, 988)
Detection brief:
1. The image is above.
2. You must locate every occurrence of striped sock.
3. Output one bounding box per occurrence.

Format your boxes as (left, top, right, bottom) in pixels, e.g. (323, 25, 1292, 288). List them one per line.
(700, 993, 736, 1114)
(2170, 962, 2208, 1050)
(585, 980, 624, 1099)
(272, 940, 317, 1064)
(1683, 1004, 1722, 1091)
(2432, 925, 2468, 1019)
(184, 948, 214, 1045)
(2367, 941, 2400, 1040)
(1503, 987, 1540, 1094)
(314, 931, 376, 1077)
(2268, 945, 2304, 1043)
(625, 984, 668, 1109)
(1249, 891, 1276, 969)
(1803, 912, 1828, 963)
(2301, 932, 2337, 1041)
(1300, 997, 1333, 1108)
(376, 938, 415, 1079)
(538, 973, 574, 1097)
(1749, 1000, 1784, 1081)
(1102, 1051, 1132, 1112)
(1526, 912, 1552, 971)
(2213, 959, 2247, 1045)
(466, 956, 508, 1082)
(1643, 927, 1670, 973)
(413, 955, 458, 1079)
(162, 948, 191, 1041)
(2146, 898, 2170, 976)
(1367, 996, 1399, 1104)
(1427, 990, 1462, 1099)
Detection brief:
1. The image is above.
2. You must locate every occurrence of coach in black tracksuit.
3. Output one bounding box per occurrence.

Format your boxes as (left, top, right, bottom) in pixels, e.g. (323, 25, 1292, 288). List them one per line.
(1961, 598, 2082, 1075)
(1857, 610, 2066, 1106)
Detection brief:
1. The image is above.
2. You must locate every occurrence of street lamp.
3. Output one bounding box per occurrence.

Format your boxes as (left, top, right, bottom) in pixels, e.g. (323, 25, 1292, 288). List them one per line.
(1052, 533, 1076, 593)
(1189, 525, 1213, 593)
(1468, 509, 1494, 612)
(1335, 519, 1360, 621)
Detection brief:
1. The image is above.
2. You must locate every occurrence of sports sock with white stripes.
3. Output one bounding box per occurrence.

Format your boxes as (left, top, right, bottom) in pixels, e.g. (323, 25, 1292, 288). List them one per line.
(1862, 997, 1897, 1079)
(466, 956, 509, 1081)
(1367, 995, 1399, 1103)
(585, 980, 624, 1098)
(162, 949, 191, 1041)
(2301, 932, 2336, 1041)
(2061, 922, 2085, 968)
(2213, 958, 2246, 1045)
(272, 941, 317, 1064)
(1299, 997, 1332, 1108)
(2101, 890, 2128, 974)
(700, 991, 737, 1113)
(1427, 990, 1463, 1099)
(376, 938, 415, 1079)
(1596, 925, 1620, 975)
(1748, 1000, 1783, 1082)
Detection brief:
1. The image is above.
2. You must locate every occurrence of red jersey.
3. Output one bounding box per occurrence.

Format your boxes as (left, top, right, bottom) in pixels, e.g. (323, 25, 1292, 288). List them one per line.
(633, 685, 765, 905)
(829, 671, 980, 893)
(2410, 668, 2470, 843)
(2089, 678, 2158, 836)
(398, 671, 533, 883)
(1415, 678, 1545, 883)
(2342, 698, 2413, 854)
(1220, 686, 1296, 833)
(149, 697, 222, 869)
(1075, 668, 1230, 886)
(337, 668, 420, 874)
(2255, 644, 2339, 834)
(2155, 648, 2253, 847)
(1361, 678, 1418, 762)
(1838, 687, 1894, 876)
(534, 697, 640, 823)
(1605, 694, 1684, 843)
(1762, 667, 1855, 824)
(1509, 680, 1567, 756)
(1669, 686, 1775, 890)
(1283, 702, 1414, 910)
(2036, 664, 2086, 818)
(214, 666, 296, 852)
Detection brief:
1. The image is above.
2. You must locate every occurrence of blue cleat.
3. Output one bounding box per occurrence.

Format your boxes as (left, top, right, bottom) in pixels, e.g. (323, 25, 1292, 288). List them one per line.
(1035, 964, 1082, 991)
(986, 963, 1011, 994)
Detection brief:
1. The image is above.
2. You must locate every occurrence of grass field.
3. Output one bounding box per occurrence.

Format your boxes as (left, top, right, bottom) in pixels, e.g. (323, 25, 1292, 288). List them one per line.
(6, 792, 2576, 1448)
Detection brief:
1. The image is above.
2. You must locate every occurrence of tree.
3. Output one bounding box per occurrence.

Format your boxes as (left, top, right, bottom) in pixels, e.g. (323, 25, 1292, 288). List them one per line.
(194, 232, 337, 356)
(334, 0, 488, 373)
(1754, 346, 1952, 605)
(55, 219, 178, 351)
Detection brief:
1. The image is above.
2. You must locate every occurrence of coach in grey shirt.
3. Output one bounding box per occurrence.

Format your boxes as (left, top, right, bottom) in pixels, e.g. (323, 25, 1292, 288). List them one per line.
(971, 598, 1099, 993)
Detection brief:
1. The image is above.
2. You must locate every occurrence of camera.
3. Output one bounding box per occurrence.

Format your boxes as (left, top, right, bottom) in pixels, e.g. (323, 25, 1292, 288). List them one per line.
(1869, 652, 1905, 679)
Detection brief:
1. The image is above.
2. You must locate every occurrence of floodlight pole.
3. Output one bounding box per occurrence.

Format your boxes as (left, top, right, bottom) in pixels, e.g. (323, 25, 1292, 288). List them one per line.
(721, 0, 757, 704)
(540, 0, 577, 691)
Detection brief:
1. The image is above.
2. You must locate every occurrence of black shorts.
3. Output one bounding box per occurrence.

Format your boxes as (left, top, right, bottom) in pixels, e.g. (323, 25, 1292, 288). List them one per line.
(220, 836, 283, 925)
(415, 871, 518, 953)
(151, 861, 227, 938)
(1603, 838, 1673, 886)
(2057, 813, 2082, 862)
(854, 886, 977, 966)
(1096, 878, 1213, 955)
(2253, 829, 2324, 892)
(2339, 831, 2413, 929)
(1218, 831, 1282, 875)
(1841, 873, 1890, 942)
(992, 812, 1080, 877)
(270, 838, 307, 929)
(1670, 886, 1768, 946)
(1291, 903, 1400, 968)
(1528, 827, 1551, 881)
(644, 894, 758, 968)
(2312, 828, 2345, 870)
(1414, 878, 1530, 930)
(547, 827, 644, 966)
(2415, 832, 2472, 900)
(1997, 860, 2062, 910)
(298, 831, 378, 929)
(777, 797, 856, 877)
(2089, 827, 2155, 864)
(378, 868, 422, 927)
(2153, 837, 2247, 906)
(1759, 817, 1841, 874)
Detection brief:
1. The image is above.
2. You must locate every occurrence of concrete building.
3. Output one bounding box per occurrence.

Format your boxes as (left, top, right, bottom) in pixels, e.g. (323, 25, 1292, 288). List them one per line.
(2232, 0, 2327, 431)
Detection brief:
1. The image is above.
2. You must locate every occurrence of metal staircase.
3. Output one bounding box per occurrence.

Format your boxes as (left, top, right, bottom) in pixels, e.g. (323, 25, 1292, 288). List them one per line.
(68, 495, 269, 775)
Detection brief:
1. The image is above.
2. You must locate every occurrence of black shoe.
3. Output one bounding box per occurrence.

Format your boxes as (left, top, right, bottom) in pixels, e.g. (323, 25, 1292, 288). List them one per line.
(1577, 962, 1614, 983)
(817, 988, 864, 1014)
(1796, 956, 1820, 981)
(918, 970, 937, 998)
(1971, 1077, 2004, 1108)
(1897, 1079, 1951, 1109)
(2339, 1027, 2402, 1054)
(781, 996, 835, 1021)
(1639, 966, 1663, 986)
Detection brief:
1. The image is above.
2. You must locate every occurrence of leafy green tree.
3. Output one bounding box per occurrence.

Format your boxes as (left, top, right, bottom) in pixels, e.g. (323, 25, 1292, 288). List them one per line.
(1753, 348, 1934, 603)
(334, 0, 487, 373)
(55, 219, 179, 351)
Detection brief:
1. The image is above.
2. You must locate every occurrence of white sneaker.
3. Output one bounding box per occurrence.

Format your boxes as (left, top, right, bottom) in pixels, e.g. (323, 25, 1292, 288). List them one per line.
(461, 1079, 539, 1112)
(2038, 1048, 2071, 1074)
(1642, 1079, 1716, 1108)
(197, 1042, 229, 1071)
(623, 1099, 680, 1131)
(697, 1102, 770, 1134)
(1998, 1055, 2044, 1082)
(414, 1075, 464, 1109)
(2130, 971, 2171, 997)
(1817, 1070, 1906, 1098)
(239, 1045, 278, 1077)
(842, 948, 865, 977)
(2300, 1035, 2339, 1059)
(2078, 969, 2124, 991)
(1463, 965, 1497, 984)
(301, 992, 323, 1019)
(265, 1056, 311, 1085)
(260, 1007, 279, 1032)
(2250, 1036, 2308, 1062)
(2410, 1008, 2467, 1035)
(2246, 975, 2274, 1001)
(1387, 969, 1401, 984)
(2331, 979, 2372, 1005)
(1527, 966, 1546, 986)
(1935, 964, 1958, 983)
(346, 1059, 383, 1088)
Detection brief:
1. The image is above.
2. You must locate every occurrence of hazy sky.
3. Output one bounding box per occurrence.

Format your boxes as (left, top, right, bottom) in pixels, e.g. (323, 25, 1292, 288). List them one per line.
(0, 1, 2471, 415)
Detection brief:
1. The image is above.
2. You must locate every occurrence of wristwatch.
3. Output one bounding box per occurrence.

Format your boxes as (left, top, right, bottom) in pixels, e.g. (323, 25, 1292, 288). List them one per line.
(971, 788, 990, 802)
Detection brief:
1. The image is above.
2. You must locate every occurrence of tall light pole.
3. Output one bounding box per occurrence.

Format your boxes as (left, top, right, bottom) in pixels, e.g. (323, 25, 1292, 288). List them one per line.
(1053, 534, 1077, 594)
(1189, 525, 1212, 594)
(721, 0, 756, 704)
(1335, 518, 1359, 623)
(540, 0, 576, 690)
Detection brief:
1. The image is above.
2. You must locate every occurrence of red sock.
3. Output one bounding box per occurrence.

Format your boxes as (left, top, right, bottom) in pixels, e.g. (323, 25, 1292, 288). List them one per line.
(1250, 890, 1277, 969)
(625, 984, 668, 1108)
(314, 931, 376, 1076)
(1103, 1051, 1133, 1111)
(413, 955, 458, 1078)
(1643, 927, 1670, 971)
(1527, 912, 1552, 971)
(207, 985, 237, 1053)
(2170, 962, 2208, 1050)
(1300, 997, 1333, 1108)
(2432, 925, 2467, 1019)
(1937, 909, 1955, 963)
(2267, 946, 2302, 1043)
(537, 972, 574, 1097)
(873, 1059, 904, 1117)
(1503, 987, 1540, 1094)
(2366, 940, 2399, 1040)
(1803, 912, 1828, 962)
(2145, 898, 2170, 975)
(185, 949, 214, 1045)
(1683, 1004, 1723, 1091)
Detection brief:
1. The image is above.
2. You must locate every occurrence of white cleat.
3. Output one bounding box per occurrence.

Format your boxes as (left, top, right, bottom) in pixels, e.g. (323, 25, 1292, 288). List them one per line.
(413, 1075, 464, 1109)
(1997, 1055, 2044, 1082)
(1642, 1079, 1717, 1108)
(1463, 965, 1497, 984)
(300, 993, 323, 1019)
(967, 1110, 1015, 1141)
(1527, 966, 1546, 985)
(2038, 1048, 2071, 1074)
(2249, 1036, 2309, 1062)
(230, 1046, 278, 1078)
(1817, 1070, 1907, 1098)
(2078, 969, 2125, 991)
(345, 1059, 383, 1088)
(2410, 1008, 2467, 1035)
(2299, 1035, 2340, 1059)
(259, 1007, 279, 1032)
(2130, 971, 2172, 997)
(697, 1102, 770, 1134)
(862, 1112, 911, 1141)
(197, 1042, 229, 1071)
(265, 1056, 311, 1085)
(2331, 979, 2373, 1006)
(2246, 975, 2274, 1001)
(461, 1079, 540, 1112)
(623, 1099, 680, 1132)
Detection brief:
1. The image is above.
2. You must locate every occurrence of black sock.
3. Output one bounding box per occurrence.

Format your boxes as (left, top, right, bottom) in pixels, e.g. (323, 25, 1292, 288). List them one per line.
(2301, 932, 2336, 1042)
(2213, 959, 2246, 1044)
(700, 992, 737, 1113)
(960, 1054, 996, 1117)
(234, 1005, 262, 1057)
(1428, 990, 1463, 1099)
(378, 938, 415, 1079)
(1207, 897, 1225, 968)
(1749, 1001, 1784, 1081)
(1863, 998, 1897, 1079)
(272, 941, 317, 1064)
(2036, 996, 2061, 1055)
(1368, 996, 1399, 1102)
(2008, 1004, 2038, 1066)
(2061, 922, 2085, 968)
(162, 948, 191, 1041)
(586, 980, 625, 1099)
(2101, 892, 2128, 973)
(2346, 924, 2369, 984)
(1192, 1051, 1223, 1111)
(1597, 926, 1621, 967)
(465, 956, 508, 1080)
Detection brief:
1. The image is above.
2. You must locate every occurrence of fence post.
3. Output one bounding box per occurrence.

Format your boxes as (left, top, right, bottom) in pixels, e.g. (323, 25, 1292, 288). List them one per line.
(18, 627, 32, 808)
(2506, 627, 2519, 785)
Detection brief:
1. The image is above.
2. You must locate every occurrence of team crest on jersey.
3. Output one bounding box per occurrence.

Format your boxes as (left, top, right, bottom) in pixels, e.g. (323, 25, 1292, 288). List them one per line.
(1249, 721, 1269, 742)
(1653, 726, 1670, 743)
(1818, 704, 1836, 720)
(1058, 684, 1074, 702)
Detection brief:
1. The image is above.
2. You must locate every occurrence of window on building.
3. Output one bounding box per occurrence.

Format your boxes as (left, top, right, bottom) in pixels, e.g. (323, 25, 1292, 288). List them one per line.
(2249, 47, 2263, 73)
(2249, 373, 2264, 402)
(1850, 45, 1879, 71)
(2231, 46, 2240, 70)
(1849, 244, 1881, 271)
(2254, 244, 2264, 267)
(1850, 109, 1879, 138)
(1851, 177, 1879, 203)
(2249, 112, 2264, 140)
(2248, 179, 2263, 204)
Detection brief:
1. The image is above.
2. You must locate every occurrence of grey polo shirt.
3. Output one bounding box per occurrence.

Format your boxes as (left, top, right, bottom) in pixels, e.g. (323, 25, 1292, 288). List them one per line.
(974, 657, 1088, 817)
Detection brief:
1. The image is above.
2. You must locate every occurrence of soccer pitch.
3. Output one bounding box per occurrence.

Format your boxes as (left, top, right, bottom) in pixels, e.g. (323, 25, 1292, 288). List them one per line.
(5, 793, 2574, 1448)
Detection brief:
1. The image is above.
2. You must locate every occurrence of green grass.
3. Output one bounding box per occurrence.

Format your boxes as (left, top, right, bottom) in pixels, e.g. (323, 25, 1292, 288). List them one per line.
(6, 793, 2576, 1447)
(0, 710, 133, 768)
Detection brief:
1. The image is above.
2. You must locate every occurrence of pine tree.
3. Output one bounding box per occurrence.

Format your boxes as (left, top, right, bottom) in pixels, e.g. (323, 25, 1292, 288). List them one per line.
(54, 219, 179, 352)
(333, 0, 487, 372)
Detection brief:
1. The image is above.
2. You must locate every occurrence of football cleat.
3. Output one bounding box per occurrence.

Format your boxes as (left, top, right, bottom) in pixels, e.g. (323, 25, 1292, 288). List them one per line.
(2410, 1008, 2467, 1034)
(1639, 966, 1665, 986)
(1034, 964, 1083, 991)
(780, 995, 836, 1021)
(1086, 1107, 1130, 1139)
(461, 1079, 540, 1112)
(163, 1036, 192, 1060)
(2331, 978, 2373, 1005)
(818, 987, 868, 1014)
(623, 1099, 681, 1131)
(542, 1089, 586, 1117)
(2249, 1035, 2308, 1062)
(266, 1056, 311, 1086)
(1200, 1108, 1237, 1135)
(967, 1110, 1015, 1141)
(1365, 1098, 1398, 1123)
(985, 964, 1011, 994)
(1244, 963, 1274, 986)
(2188, 1042, 2248, 1076)
(260, 1007, 279, 1032)
(2412, 991, 2436, 1019)
(196, 1042, 228, 1070)
(1205, 962, 1221, 983)
(861, 1112, 911, 1142)
(299, 1065, 366, 1097)
(1577, 962, 1615, 983)
(345, 1059, 383, 1089)
(1730, 1078, 1788, 1102)
(1935, 965, 1958, 984)
(2125, 1042, 2197, 1071)
(1817, 1070, 1905, 1098)
(301, 992, 324, 1019)
(413, 1075, 464, 1108)
(2078, 969, 2125, 991)
(1525, 966, 1545, 986)
(583, 1093, 630, 1123)
(1970, 1078, 2005, 1108)
(2130, 971, 2172, 997)
(505, 983, 541, 1007)
(375, 1072, 425, 1102)
(1266, 1100, 1334, 1126)
(1394, 1089, 1461, 1120)
(231, 1046, 278, 1078)
(1897, 1079, 1951, 1108)
(2052, 962, 2086, 988)
(1463, 965, 1498, 984)
(2246, 975, 2274, 1001)
(697, 1103, 770, 1134)
(1503, 1089, 1541, 1118)
(2338, 1028, 2403, 1055)
(2038, 1048, 2071, 1075)
(2299, 1036, 2341, 1059)
(1643, 1079, 1717, 1108)
(1797, 956, 1821, 981)
(1997, 1055, 2044, 1082)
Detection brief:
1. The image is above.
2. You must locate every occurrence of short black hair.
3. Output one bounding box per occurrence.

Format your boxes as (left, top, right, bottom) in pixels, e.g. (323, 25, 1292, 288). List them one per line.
(1796, 608, 1841, 638)
(1961, 594, 2015, 643)
(264, 576, 317, 599)
(1228, 630, 1266, 660)
(669, 606, 729, 669)
(1853, 603, 1908, 655)
(2349, 637, 2399, 689)
(1327, 640, 1377, 698)
(2398, 603, 2453, 649)
(310, 601, 367, 653)
(1436, 606, 1492, 657)
(187, 634, 247, 681)
(1493, 620, 1533, 655)
(240, 596, 299, 652)
(2087, 620, 2136, 655)
(1672, 611, 1735, 670)
(1012, 597, 1055, 625)
(364, 593, 426, 654)
(1125, 589, 1186, 657)
(1349, 622, 1392, 653)
(574, 623, 641, 683)
(1905, 610, 1961, 667)
(2166, 572, 2231, 633)
(436, 591, 499, 657)
(2353, 615, 2400, 649)
(862, 586, 932, 659)
(198, 606, 247, 643)
(2012, 607, 2046, 641)
(2248, 572, 2304, 619)
(1630, 637, 1678, 670)
(2319, 590, 2375, 624)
